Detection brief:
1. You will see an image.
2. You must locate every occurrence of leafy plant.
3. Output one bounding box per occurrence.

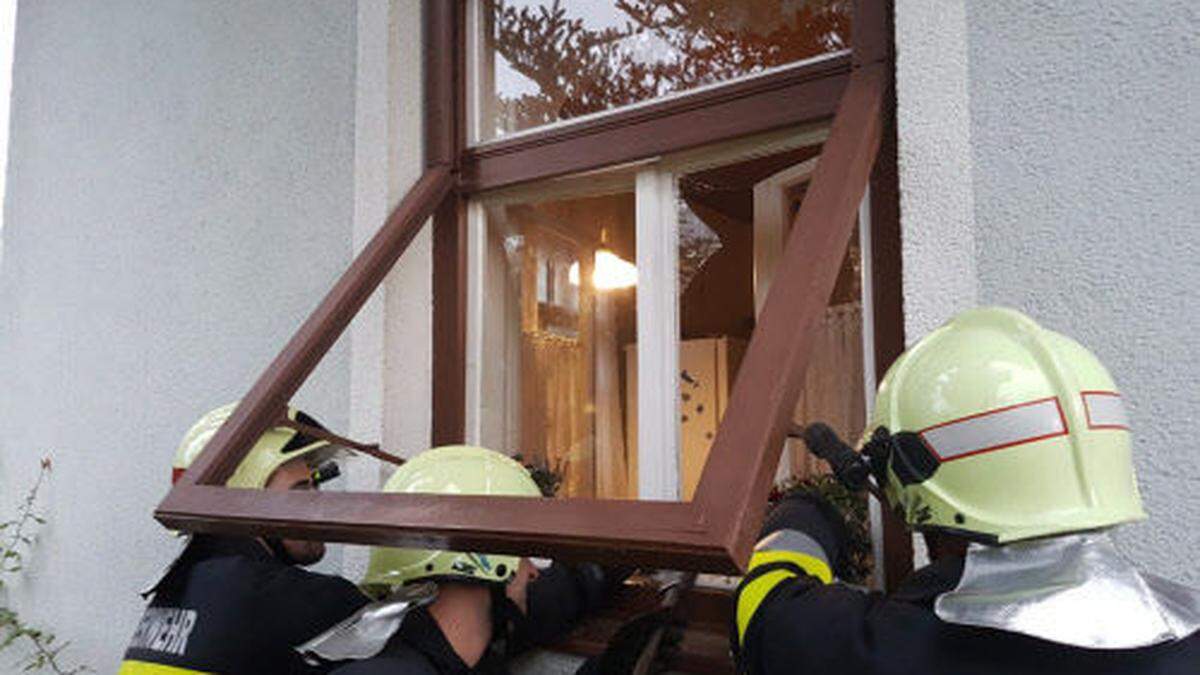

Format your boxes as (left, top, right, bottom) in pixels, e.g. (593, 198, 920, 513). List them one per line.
(769, 473, 873, 585)
(513, 454, 565, 497)
(0, 458, 89, 673)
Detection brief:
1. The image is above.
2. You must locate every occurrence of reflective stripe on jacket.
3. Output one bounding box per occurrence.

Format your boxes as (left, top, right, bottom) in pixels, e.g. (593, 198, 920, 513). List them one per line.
(735, 555, 1200, 674)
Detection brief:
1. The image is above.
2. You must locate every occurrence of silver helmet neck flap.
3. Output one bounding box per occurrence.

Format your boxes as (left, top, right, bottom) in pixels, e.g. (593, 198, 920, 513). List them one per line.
(935, 531, 1200, 649)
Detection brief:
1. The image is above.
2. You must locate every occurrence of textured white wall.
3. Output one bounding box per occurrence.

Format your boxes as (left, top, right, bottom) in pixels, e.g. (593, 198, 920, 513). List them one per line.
(894, 0, 979, 338)
(380, 0, 431, 466)
(0, 1, 357, 671)
(965, 0, 1200, 584)
(898, 0, 1200, 583)
(343, 0, 428, 582)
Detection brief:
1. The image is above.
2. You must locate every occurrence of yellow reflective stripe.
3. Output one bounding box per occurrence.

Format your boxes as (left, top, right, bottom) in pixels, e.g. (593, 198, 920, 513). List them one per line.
(736, 570, 792, 644)
(117, 660, 210, 675)
(735, 550, 834, 645)
(750, 549, 833, 585)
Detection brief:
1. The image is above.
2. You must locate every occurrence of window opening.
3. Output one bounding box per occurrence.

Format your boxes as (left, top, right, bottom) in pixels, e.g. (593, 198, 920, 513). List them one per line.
(155, 0, 897, 575)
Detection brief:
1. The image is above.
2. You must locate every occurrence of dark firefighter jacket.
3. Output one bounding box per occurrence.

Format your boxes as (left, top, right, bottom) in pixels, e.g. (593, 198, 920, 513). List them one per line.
(121, 534, 616, 675)
(734, 500, 1200, 674)
(119, 535, 369, 675)
(323, 605, 481, 675)
(329, 561, 619, 674)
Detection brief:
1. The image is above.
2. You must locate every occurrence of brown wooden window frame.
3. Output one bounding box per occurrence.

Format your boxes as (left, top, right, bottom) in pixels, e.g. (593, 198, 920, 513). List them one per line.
(156, 0, 911, 579)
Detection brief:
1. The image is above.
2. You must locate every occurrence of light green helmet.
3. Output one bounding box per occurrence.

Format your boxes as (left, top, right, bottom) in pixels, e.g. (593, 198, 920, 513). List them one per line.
(870, 307, 1146, 544)
(173, 402, 336, 489)
(361, 446, 542, 596)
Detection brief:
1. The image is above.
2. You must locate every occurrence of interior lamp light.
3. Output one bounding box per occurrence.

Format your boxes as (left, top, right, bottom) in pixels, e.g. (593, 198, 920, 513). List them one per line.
(568, 228, 637, 291)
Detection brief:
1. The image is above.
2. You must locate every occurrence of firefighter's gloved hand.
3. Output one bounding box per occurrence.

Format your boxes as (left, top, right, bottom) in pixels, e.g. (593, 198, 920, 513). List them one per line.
(754, 490, 852, 583)
(733, 493, 850, 659)
(575, 562, 633, 612)
(507, 562, 630, 651)
(575, 609, 671, 675)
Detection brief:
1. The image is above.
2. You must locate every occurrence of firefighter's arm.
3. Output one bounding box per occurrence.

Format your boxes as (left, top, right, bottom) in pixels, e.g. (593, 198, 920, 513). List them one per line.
(732, 491, 869, 672)
(325, 649, 438, 675)
(258, 566, 372, 648)
(507, 560, 628, 650)
(326, 648, 439, 672)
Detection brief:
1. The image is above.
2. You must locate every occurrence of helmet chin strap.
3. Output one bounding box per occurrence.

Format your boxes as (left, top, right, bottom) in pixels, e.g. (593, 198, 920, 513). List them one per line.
(792, 422, 889, 503)
(487, 583, 523, 658)
(261, 536, 301, 566)
(257, 460, 340, 567)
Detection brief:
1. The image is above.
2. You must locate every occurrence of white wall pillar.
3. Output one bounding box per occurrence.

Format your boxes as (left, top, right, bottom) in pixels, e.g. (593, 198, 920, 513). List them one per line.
(381, 0, 433, 467)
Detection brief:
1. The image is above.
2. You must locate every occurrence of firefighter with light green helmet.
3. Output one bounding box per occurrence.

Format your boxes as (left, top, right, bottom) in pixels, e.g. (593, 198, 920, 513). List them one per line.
(315, 446, 625, 671)
(731, 307, 1200, 674)
(870, 305, 1145, 543)
(171, 401, 343, 488)
(123, 403, 374, 674)
(361, 445, 543, 596)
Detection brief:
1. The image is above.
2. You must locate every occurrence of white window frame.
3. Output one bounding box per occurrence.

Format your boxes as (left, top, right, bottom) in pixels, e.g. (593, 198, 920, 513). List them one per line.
(634, 166, 682, 499)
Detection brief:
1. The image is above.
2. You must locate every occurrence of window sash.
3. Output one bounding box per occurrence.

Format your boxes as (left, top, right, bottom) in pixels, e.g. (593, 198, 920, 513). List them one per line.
(461, 51, 851, 193)
(463, 0, 853, 147)
(159, 63, 890, 573)
(156, 0, 906, 578)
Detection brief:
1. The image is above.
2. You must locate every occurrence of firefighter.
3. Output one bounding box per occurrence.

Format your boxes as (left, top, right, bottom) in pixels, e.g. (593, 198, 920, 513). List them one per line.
(733, 307, 1200, 673)
(311, 446, 621, 674)
(119, 403, 371, 674)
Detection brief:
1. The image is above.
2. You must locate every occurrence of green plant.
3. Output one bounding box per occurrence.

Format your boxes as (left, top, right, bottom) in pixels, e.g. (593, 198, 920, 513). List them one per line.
(769, 473, 874, 585)
(0, 458, 89, 673)
(512, 454, 565, 497)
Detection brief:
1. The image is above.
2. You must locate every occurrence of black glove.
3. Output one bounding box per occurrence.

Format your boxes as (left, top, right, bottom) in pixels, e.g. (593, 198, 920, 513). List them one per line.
(507, 562, 631, 651)
(575, 609, 672, 675)
(758, 490, 852, 581)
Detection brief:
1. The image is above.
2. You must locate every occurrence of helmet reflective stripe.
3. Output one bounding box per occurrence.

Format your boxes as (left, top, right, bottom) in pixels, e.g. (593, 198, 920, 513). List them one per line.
(919, 396, 1068, 462)
(872, 307, 1145, 543)
(1082, 391, 1130, 430)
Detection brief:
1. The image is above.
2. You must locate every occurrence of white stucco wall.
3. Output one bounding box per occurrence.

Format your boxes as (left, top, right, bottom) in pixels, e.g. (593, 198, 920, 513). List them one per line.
(898, 0, 1200, 583)
(343, 0, 429, 581)
(0, 1, 358, 671)
(893, 0, 979, 338)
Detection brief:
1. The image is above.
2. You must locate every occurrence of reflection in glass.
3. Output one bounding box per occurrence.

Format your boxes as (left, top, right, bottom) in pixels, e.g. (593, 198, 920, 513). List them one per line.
(670, 145, 865, 498)
(474, 0, 852, 141)
(479, 192, 638, 499)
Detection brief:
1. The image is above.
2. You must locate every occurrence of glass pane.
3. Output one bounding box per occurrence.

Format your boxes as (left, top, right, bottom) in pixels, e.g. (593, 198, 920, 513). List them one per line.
(672, 144, 865, 505)
(472, 0, 852, 142)
(478, 189, 639, 499)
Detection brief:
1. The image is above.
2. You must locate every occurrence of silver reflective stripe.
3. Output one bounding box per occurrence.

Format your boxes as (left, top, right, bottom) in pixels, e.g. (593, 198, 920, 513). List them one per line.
(920, 397, 1067, 461)
(1083, 391, 1129, 430)
(755, 529, 830, 567)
